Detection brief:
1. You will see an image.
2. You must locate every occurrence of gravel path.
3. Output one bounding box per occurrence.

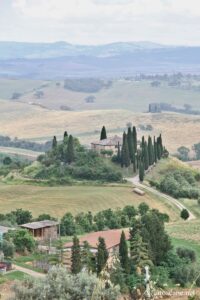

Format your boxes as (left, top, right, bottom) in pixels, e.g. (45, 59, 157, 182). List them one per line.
(127, 175, 196, 221)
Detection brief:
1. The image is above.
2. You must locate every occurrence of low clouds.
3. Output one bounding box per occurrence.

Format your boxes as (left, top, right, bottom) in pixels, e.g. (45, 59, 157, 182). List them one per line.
(1, 0, 200, 45)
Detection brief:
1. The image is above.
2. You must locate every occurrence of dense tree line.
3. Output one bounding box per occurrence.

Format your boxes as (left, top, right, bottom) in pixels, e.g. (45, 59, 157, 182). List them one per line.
(112, 126, 168, 182)
(32, 131, 122, 183)
(69, 207, 200, 295)
(0, 135, 51, 152)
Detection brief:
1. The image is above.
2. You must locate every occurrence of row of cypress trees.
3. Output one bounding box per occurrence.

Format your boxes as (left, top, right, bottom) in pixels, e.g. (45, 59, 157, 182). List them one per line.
(71, 236, 108, 275)
(117, 127, 167, 181)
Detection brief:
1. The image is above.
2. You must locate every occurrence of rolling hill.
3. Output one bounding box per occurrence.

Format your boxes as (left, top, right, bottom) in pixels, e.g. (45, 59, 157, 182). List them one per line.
(1, 41, 200, 78)
(0, 99, 200, 153)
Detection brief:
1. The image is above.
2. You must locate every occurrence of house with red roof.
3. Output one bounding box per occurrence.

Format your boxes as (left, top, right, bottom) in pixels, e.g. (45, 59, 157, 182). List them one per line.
(64, 229, 130, 255)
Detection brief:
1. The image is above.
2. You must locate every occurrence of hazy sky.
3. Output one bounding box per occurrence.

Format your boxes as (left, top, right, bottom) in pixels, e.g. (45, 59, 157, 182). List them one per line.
(1, 0, 200, 45)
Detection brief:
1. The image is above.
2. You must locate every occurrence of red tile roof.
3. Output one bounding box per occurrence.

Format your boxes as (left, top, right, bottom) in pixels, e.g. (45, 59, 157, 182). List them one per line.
(64, 229, 130, 250)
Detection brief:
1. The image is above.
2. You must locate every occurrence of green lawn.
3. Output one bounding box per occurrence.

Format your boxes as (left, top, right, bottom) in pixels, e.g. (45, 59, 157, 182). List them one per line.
(171, 237, 200, 262)
(4, 271, 28, 281)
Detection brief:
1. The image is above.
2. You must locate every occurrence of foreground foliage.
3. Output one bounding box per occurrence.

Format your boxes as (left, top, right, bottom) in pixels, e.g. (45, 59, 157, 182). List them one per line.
(11, 266, 120, 300)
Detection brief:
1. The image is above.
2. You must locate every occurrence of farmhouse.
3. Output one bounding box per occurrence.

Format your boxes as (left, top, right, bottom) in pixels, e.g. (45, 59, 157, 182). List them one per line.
(64, 229, 129, 255)
(91, 135, 122, 155)
(21, 220, 59, 241)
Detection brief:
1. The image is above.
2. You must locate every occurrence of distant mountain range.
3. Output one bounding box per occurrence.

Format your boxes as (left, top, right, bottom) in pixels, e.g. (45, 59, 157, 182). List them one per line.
(0, 41, 167, 59)
(0, 41, 200, 78)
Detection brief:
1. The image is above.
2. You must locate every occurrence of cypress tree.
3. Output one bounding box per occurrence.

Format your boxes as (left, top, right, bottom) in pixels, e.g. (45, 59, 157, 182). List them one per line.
(82, 241, 96, 272)
(52, 136, 57, 149)
(71, 236, 82, 274)
(154, 137, 157, 163)
(121, 132, 130, 168)
(97, 237, 108, 274)
(127, 127, 134, 161)
(66, 135, 75, 164)
(129, 218, 152, 274)
(132, 126, 137, 154)
(117, 142, 121, 163)
(144, 141, 149, 170)
(133, 152, 136, 173)
(148, 136, 153, 166)
(139, 161, 145, 182)
(63, 131, 68, 143)
(119, 231, 130, 274)
(100, 126, 107, 140)
(130, 233, 152, 274)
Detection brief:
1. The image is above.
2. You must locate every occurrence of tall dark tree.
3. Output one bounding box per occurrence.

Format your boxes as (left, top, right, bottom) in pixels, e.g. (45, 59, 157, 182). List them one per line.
(66, 135, 75, 164)
(127, 127, 134, 161)
(154, 137, 157, 163)
(63, 131, 68, 144)
(71, 236, 82, 274)
(141, 211, 172, 265)
(97, 237, 108, 274)
(139, 161, 145, 182)
(52, 136, 57, 149)
(148, 136, 154, 166)
(82, 241, 96, 272)
(129, 218, 152, 274)
(100, 126, 107, 140)
(121, 132, 130, 168)
(132, 126, 137, 154)
(119, 231, 130, 274)
(144, 141, 149, 170)
(116, 142, 121, 163)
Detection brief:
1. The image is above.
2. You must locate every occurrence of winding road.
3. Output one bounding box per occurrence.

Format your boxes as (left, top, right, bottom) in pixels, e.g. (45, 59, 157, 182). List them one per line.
(127, 174, 196, 221)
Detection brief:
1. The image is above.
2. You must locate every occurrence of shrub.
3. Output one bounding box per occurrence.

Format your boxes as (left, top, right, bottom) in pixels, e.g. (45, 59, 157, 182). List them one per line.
(180, 209, 190, 220)
(177, 247, 196, 262)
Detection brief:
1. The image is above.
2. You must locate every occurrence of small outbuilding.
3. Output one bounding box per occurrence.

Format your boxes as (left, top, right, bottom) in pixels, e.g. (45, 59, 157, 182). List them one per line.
(133, 188, 145, 196)
(20, 220, 59, 241)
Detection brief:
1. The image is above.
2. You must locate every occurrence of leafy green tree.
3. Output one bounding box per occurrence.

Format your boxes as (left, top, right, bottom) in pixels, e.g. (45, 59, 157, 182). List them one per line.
(123, 205, 136, 220)
(139, 161, 144, 182)
(71, 236, 82, 274)
(11, 209, 32, 225)
(60, 213, 76, 236)
(66, 135, 75, 164)
(0, 240, 15, 258)
(121, 132, 130, 168)
(119, 231, 130, 274)
(3, 157, 12, 165)
(100, 126, 107, 140)
(138, 203, 149, 216)
(97, 237, 108, 274)
(5, 229, 35, 253)
(177, 146, 190, 161)
(37, 214, 55, 221)
(180, 209, 190, 220)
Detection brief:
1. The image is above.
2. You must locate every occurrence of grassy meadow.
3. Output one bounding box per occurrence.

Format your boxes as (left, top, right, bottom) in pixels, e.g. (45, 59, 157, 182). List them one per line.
(17, 79, 200, 112)
(0, 183, 179, 220)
